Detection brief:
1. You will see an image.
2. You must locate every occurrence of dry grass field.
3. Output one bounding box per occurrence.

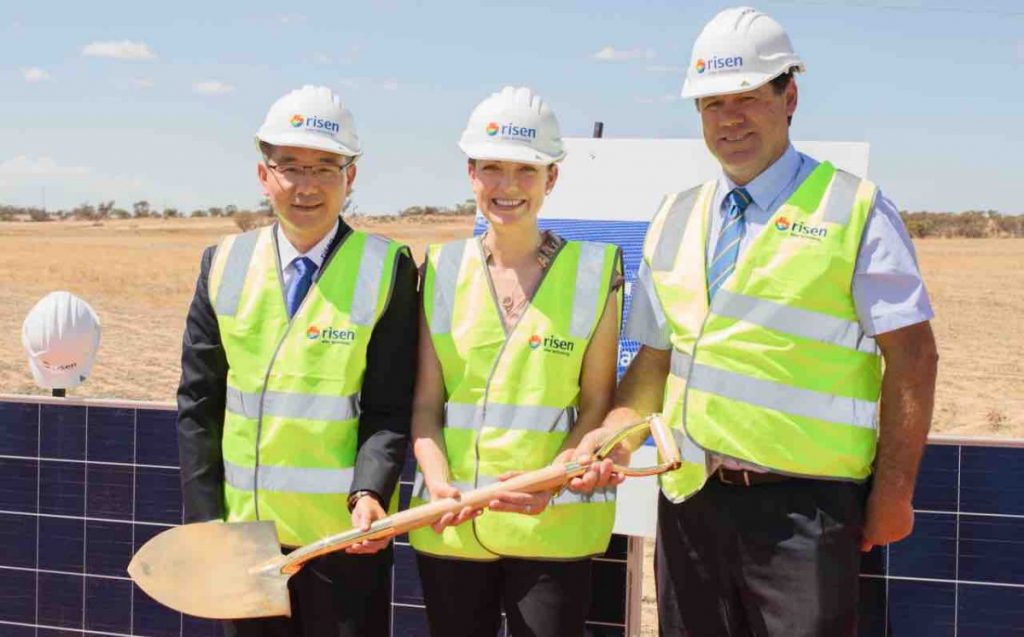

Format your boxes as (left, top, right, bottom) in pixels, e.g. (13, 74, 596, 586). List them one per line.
(1, 216, 1020, 438)
(0, 217, 1021, 635)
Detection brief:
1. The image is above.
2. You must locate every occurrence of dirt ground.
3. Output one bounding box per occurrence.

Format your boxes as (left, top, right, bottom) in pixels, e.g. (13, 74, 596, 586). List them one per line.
(1, 217, 1021, 636)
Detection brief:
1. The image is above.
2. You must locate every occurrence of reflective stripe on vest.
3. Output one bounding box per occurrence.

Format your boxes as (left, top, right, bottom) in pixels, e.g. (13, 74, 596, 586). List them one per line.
(224, 460, 354, 494)
(443, 402, 574, 433)
(409, 237, 621, 561)
(209, 226, 404, 546)
(647, 163, 882, 503)
(225, 387, 360, 422)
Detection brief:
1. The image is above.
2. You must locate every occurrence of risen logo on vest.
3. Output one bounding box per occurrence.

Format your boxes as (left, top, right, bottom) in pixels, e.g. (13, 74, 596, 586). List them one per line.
(306, 325, 356, 345)
(774, 217, 828, 240)
(529, 334, 574, 356)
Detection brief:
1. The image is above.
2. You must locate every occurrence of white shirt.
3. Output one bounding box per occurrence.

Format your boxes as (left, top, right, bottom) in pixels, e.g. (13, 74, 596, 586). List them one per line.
(275, 218, 339, 289)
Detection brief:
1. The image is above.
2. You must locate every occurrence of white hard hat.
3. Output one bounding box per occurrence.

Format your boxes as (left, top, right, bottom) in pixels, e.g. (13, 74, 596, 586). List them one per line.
(21, 291, 102, 390)
(256, 85, 362, 159)
(681, 7, 805, 100)
(458, 86, 566, 165)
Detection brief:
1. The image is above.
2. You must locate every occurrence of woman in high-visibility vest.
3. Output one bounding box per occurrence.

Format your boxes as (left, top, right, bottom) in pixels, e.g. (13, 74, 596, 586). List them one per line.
(409, 86, 623, 637)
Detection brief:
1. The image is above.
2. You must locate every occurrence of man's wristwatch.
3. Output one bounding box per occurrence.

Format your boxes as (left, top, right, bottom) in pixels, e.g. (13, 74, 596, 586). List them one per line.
(347, 489, 382, 514)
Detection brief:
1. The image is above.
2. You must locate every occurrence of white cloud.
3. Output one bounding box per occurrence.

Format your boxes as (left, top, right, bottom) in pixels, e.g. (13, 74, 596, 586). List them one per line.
(337, 79, 359, 89)
(21, 67, 51, 83)
(378, 79, 399, 91)
(193, 80, 234, 95)
(593, 46, 656, 62)
(127, 78, 155, 89)
(277, 14, 307, 25)
(0, 156, 90, 177)
(82, 40, 157, 60)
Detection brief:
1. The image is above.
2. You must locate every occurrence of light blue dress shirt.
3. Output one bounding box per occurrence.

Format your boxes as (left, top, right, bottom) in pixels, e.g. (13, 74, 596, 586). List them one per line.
(627, 144, 934, 349)
(625, 145, 935, 472)
(276, 217, 339, 289)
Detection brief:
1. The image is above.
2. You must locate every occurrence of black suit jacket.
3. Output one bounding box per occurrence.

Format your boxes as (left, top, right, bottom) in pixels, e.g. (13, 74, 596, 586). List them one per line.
(175, 219, 418, 523)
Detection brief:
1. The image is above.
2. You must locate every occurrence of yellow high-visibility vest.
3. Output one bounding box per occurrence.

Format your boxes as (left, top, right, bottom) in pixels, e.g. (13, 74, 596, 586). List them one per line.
(410, 237, 622, 560)
(208, 225, 406, 546)
(645, 162, 883, 502)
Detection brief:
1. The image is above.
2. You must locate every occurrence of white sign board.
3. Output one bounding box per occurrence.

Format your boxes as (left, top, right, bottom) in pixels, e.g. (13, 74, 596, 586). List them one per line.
(507, 138, 870, 538)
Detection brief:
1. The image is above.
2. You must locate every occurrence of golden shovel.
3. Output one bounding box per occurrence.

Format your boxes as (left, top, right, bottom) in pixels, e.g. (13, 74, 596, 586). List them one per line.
(127, 414, 679, 619)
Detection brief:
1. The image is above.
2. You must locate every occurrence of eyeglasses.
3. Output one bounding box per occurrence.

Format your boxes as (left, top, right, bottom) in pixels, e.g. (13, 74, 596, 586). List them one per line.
(265, 159, 353, 184)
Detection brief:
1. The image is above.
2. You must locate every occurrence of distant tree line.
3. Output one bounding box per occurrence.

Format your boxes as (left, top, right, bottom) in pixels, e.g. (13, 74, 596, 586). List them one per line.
(0, 199, 275, 230)
(4, 200, 1017, 238)
(392, 198, 477, 218)
(900, 210, 1024, 239)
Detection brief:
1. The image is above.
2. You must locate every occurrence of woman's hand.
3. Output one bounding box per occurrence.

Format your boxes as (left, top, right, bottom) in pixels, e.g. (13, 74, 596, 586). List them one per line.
(425, 478, 483, 533)
(488, 470, 556, 516)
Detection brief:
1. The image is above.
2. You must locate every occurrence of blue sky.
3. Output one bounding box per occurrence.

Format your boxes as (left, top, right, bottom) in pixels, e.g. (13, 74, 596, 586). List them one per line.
(1, 0, 1021, 214)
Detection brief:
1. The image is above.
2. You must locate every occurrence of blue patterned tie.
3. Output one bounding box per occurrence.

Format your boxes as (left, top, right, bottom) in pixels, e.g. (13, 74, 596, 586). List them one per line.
(707, 188, 752, 301)
(285, 257, 316, 318)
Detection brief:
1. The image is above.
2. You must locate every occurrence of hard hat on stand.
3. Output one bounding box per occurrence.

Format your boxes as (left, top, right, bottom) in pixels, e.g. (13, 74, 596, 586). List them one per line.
(22, 291, 102, 390)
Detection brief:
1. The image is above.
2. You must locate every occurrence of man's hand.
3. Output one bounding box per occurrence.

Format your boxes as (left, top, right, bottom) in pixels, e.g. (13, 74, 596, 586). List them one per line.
(425, 479, 482, 533)
(568, 427, 631, 494)
(346, 495, 391, 555)
(862, 321, 938, 552)
(861, 489, 915, 552)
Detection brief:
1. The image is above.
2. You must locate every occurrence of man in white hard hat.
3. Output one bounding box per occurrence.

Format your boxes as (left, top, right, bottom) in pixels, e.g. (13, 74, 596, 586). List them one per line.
(572, 7, 938, 635)
(175, 85, 417, 637)
(22, 291, 102, 391)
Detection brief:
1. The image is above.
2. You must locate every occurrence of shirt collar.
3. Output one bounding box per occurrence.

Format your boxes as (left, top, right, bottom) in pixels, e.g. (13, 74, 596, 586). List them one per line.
(276, 217, 340, 270)
(720, 144, 802, 213)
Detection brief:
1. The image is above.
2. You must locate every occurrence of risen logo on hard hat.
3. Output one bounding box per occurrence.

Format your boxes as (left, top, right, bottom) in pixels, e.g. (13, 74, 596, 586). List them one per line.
(696, 55, 743, 74)
(289, 114, 340, 134)
(485, 122, 537, 140)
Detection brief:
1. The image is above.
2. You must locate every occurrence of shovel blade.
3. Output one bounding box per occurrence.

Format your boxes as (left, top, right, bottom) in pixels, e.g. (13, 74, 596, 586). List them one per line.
(128, 521, 292, 619)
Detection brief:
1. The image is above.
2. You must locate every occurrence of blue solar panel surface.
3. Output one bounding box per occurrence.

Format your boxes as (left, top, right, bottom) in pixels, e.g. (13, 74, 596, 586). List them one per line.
(0, 399, 628, 637)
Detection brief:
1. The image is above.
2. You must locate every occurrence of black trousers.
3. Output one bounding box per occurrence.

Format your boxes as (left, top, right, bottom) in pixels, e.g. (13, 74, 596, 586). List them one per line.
(416, 553, 592, 637)
(656, 478, 867, 637)
(223, 549, 392, 637)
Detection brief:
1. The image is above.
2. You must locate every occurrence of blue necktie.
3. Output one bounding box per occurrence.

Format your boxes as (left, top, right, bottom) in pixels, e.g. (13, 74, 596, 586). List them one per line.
(285, 257, 316, 318)
(707, 188, 752, 301)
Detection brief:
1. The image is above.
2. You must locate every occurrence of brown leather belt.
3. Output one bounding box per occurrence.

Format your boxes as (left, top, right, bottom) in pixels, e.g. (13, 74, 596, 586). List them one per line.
(715, 467, 790, 486)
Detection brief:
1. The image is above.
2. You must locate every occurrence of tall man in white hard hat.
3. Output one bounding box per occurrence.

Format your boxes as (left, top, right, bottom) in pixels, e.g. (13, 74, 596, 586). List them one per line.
(572, 7, 938, 635)
(175, 85, 417, 637)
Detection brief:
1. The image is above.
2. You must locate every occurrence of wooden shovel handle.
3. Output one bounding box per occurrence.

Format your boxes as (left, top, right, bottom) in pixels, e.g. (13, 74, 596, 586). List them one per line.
(274, 414, 680, 574)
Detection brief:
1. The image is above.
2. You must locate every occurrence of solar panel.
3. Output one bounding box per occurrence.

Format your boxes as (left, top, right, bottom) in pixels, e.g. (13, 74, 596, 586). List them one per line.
(0, 397, 630, 637)
(857, 440, 1024, 636)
